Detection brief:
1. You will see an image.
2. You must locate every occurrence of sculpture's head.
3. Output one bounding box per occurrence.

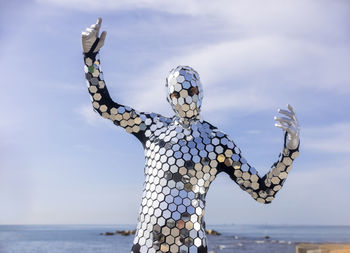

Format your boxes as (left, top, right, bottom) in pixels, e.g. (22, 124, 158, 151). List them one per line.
(166, 66, 203, 120)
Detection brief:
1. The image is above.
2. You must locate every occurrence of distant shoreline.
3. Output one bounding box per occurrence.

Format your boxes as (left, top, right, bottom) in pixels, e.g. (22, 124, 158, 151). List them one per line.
(1, 224, 350, 244)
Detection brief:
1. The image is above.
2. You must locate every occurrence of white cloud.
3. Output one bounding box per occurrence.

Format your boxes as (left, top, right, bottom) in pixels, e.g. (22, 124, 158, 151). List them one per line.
(119, 36, 349, 115)
(38, 0, 350, 43)
(75, 104, 101, 126)
(75, 104, 126, 131)
(205, 155, 350, 225)
(46, 0, 349, 116)
(302, 122, 350, 154)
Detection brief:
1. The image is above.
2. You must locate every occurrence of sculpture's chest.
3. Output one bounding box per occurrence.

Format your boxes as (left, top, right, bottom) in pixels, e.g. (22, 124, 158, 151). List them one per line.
(143, 123, 219, 191)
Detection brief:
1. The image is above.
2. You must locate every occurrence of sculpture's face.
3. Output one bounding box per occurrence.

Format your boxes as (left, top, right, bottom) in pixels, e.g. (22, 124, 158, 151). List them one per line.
(166, 66, 203, 120)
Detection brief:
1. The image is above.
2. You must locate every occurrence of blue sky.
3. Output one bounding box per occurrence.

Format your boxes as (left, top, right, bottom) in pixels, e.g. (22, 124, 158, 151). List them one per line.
(0, 0, 349, 225)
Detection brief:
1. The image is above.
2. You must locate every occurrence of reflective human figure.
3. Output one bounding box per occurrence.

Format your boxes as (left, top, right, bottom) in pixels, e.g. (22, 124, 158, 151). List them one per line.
(81, 19, 300, 253)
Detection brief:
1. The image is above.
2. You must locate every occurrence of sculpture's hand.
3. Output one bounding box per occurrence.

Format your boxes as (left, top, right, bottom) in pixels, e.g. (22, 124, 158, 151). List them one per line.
(274, 104, 300, 150)
(81, 17, 107, 53)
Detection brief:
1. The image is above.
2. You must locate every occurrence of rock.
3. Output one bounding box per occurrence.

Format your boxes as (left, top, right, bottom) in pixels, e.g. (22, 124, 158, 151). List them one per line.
(115, 229, 136, 236)
(102, 229, 137, 236)
(123, 230, 136, 236)
(296, 243, 350, 253)
(205, 229, 221, 236)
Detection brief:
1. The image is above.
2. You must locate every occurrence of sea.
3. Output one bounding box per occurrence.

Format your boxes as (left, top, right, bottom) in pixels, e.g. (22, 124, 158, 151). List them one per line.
(1, 224, 350, 253)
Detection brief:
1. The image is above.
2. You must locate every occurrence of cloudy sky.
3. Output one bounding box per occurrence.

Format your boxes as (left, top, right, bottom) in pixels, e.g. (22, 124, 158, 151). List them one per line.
(0, 0, 349, 225)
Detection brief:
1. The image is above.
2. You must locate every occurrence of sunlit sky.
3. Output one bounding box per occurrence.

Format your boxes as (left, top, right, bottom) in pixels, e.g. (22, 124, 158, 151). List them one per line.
(0, 0, 349, 225)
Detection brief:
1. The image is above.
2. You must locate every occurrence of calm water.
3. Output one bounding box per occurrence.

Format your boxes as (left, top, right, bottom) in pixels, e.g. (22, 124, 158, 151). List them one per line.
(0, 224, 349, 253)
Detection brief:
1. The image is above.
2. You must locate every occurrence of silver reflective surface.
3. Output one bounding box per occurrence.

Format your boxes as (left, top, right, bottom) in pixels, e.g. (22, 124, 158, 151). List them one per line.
(83, 53, 300, 253)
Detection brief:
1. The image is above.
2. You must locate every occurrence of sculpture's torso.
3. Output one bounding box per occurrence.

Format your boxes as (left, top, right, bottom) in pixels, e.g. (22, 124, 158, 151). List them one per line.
(132, 119, 225, 253)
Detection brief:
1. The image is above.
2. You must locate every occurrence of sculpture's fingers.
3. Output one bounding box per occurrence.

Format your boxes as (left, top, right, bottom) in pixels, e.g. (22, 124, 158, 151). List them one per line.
(274, 116, 294, 127)
(96, 17, 102, 34)
(278, 109, 295, 120)
(287, 125, 298, 136)
(275, 123, 290, 132)
(292, 117, 299, 129)
(82, 29, 93, 39)
(277, 121, 294, 131)
(97, 17, 102, 26)
(289, 113, 299, 129)
(82, 27, 93, 35)
(90, 23, 100, 35)
(82, 28, 90, 36)
(275, 123, 294, 136)
(85, 33, 94, 41)
(276, 121, 291, 129)
(291, 123, 300, 135)
(88, 29, 97, 40)
(93, 31, 107, 53)
(99, 31, 106, 43)
(287, 104, 295, 115)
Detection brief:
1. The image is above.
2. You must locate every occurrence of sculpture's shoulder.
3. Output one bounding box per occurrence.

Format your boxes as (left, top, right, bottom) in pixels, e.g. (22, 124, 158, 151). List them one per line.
(155, 113, 174, 126)
(142, 112, 174, 128)
(201, 120, 227, 137)
(199, 120, 218, 132)
(201, 120, 236, 151)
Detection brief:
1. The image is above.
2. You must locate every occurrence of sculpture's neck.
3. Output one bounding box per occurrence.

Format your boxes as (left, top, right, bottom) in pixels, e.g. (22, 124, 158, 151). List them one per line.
(176, 115, 201, 128)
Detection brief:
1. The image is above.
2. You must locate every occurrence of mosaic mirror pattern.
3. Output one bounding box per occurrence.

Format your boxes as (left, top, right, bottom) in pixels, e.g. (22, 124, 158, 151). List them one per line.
(83, 52, 299, 253)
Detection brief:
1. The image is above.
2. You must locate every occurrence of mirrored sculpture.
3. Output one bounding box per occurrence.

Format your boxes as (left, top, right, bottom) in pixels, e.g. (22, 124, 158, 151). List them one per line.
(81, 18, 300, 253)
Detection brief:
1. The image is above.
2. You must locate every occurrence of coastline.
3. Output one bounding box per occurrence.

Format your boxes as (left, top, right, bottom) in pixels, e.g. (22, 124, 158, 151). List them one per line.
(1, 224, 349, 253)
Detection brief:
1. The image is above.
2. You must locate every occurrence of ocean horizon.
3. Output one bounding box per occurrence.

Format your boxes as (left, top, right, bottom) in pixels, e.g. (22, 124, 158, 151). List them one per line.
(1, 224, 350, 253)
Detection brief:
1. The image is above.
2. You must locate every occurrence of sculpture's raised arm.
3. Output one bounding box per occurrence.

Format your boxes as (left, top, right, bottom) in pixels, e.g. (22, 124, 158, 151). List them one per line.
(216, 105, 300, 204)
(82, 18, 171, 143)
